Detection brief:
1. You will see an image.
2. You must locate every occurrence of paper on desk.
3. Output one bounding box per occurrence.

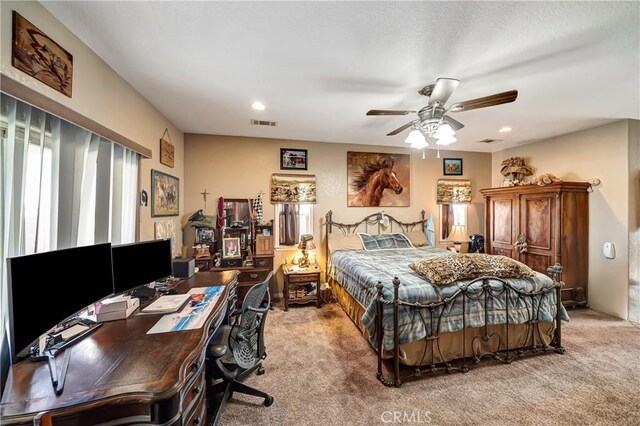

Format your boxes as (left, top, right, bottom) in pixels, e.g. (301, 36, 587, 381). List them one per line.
(141, 294, 190, 314)
(146, 286, 224, 334)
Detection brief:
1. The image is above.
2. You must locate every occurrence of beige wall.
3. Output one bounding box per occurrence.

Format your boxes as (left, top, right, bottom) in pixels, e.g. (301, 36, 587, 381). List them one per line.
(184, 134, 492, 292)
(628, 120, 640, 323)
(0, 1, 184, 249)
(492, 120, 633, 320)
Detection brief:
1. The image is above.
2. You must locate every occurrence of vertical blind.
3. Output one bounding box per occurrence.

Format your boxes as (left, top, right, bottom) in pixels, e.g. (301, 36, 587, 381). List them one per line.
(0, 93, 139, 358)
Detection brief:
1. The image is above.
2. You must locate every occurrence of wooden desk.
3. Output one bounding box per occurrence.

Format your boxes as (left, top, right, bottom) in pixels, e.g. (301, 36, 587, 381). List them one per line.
(0, 271, 238, 425)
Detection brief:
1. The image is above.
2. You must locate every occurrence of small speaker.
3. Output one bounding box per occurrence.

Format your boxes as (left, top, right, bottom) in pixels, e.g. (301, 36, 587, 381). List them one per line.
(173, 258, 195, 278)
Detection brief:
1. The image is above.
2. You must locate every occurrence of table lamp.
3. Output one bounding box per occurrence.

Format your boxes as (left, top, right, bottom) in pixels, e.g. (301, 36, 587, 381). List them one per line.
(297, 234, 316, 268)
(447, 224, 469, 252)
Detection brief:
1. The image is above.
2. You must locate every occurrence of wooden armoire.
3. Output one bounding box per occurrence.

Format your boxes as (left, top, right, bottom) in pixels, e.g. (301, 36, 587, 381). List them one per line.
(480, 182, 590, 307)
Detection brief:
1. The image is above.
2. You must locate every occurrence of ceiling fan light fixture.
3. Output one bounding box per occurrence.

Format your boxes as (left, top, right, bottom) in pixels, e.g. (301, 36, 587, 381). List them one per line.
(410, 138, 429, 149)
(405, 129, 426, 145)
(436, 135, 457, 146)
(499, 126, 512, 133)
(434, 123, 455, 139)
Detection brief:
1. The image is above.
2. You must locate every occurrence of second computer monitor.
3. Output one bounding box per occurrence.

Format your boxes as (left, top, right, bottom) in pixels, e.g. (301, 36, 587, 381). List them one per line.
(111, 239, 173, 294)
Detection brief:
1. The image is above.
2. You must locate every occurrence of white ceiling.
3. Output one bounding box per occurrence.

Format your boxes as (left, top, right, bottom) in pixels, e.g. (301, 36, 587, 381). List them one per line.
(43, 1, 639, 152)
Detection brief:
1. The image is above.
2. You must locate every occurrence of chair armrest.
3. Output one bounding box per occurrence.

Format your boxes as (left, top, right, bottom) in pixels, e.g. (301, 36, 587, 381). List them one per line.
(208, 344, 227, 359)
(247, 306, 269, 314)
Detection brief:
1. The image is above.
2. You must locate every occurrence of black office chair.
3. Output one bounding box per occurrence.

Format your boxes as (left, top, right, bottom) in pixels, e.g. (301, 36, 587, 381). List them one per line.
(206, 272, 274, 425)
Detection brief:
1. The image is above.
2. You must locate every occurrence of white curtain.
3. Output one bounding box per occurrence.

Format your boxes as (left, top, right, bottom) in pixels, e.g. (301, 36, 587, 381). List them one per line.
(0, 94, 139, 362)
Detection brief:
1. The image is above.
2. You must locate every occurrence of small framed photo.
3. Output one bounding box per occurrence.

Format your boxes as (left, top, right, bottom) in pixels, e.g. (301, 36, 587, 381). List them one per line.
(222, 237, 242, 259)
(443, 158, 463, 176)
(195, 228, 215, 244)
(280, 148, 308, 170)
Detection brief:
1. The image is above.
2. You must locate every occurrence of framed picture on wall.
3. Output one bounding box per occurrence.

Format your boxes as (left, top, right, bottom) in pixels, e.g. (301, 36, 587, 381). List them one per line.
(151, 169, 179, 217)
(443, 158, 463, 176)
(280, 148, 308, 170)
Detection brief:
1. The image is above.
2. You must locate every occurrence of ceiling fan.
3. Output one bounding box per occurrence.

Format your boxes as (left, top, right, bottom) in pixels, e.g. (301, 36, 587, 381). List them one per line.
(366, 78, 518, 148)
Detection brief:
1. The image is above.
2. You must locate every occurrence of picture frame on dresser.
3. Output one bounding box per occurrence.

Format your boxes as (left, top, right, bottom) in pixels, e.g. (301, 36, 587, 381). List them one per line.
(222, 237, 242, 259)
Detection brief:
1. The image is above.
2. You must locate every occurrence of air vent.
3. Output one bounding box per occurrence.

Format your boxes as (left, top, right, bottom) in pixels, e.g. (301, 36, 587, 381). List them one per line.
(250, 119, 277, 127)
(476, 138, 501, 144)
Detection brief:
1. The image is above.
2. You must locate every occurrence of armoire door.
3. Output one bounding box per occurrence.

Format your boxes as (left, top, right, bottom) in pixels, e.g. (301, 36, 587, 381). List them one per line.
(487, 196, 516, 258)
(517, 193, 556, 274)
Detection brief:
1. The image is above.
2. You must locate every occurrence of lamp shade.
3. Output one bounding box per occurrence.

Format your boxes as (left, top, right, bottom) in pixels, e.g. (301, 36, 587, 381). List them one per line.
(306, 241, 316, 250)
(448, 224, 469, 243)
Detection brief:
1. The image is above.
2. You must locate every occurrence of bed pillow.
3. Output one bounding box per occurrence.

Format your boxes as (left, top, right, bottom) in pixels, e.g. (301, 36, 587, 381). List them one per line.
(358, 233, 414, 251)
(328, 233, 364, 252)
(404, 230, 429, 247)
(408, 254, 535, 285)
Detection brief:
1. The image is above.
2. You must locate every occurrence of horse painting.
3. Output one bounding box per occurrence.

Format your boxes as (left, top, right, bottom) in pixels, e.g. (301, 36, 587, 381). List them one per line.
(347, 152, 410, 207)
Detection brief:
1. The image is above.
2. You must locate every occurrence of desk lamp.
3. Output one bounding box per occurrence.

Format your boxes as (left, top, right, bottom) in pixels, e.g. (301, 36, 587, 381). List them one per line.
(448, 224, 469, 252)
(297, 234, 316, 268)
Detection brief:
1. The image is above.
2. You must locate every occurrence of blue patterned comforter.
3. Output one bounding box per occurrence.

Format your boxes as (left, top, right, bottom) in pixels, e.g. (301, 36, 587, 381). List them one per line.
(328, 247, 569, 351)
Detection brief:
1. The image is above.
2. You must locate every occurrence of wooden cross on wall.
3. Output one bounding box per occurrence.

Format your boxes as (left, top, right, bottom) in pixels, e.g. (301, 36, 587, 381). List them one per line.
(200, 189, 211, 211)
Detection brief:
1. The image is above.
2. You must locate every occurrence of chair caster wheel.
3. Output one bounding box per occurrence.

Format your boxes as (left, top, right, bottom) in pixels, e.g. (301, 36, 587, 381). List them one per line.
(264, 396, 274, 407)
(257, 367, 265, 375)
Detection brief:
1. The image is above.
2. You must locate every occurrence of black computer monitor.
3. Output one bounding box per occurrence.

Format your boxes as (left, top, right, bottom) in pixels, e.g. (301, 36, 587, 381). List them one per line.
(111, 239, 173, 295)
(7, 243, 114, 362)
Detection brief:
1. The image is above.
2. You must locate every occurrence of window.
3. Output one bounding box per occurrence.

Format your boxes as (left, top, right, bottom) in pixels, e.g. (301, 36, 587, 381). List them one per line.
(1, 94, 140, 363)
(274, 203, 314, 247)
(440, 204, 468, 241)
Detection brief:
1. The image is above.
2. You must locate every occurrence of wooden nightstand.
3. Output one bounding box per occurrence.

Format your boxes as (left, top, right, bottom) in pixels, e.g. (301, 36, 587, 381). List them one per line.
(282, 265, 321, 311)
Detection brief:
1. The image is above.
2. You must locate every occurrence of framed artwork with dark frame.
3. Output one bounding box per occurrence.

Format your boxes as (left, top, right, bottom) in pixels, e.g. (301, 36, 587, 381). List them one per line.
(151, 169, 179, 217)
(12, 11, 73, 97)
(443, 158, 463, 176)
(280, 148, 308, 170)
(222, 237, 242, 259)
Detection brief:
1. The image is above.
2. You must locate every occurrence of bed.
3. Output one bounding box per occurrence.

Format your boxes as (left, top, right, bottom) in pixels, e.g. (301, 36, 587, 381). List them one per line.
(324, 210, 568, 387)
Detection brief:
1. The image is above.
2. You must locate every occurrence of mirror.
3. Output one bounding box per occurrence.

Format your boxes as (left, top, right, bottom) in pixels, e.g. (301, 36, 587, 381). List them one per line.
(439, 204, 468, 241)
(222, 198, 253, 228)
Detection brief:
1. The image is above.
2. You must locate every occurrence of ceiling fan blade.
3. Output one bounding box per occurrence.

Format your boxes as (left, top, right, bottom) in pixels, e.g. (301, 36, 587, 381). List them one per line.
(387, 121, 416, 136)
(367, 109, 415, 116)
(428, 78, 460, 106)
(449, 90, 518, 112)
(443, 115, 465, 132)
(418, 84, 434, 97)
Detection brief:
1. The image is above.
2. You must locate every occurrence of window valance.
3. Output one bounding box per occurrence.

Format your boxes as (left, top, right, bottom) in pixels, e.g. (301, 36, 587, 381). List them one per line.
(270, 174, 316, 204)
(436, 179, 472, 204)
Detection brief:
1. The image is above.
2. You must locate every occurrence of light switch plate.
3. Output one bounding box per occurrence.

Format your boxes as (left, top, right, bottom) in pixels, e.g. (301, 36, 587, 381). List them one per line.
(603, 242, 615, 259)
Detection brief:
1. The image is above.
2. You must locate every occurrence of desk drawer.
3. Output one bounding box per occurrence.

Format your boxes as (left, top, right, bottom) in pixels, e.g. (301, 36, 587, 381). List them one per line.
(288, 273, 319, 283)
(181, 369, 205, 415)
(253, 256, 274, 269)
(184, 390, 206, 426)
(238, 269, 270, 283)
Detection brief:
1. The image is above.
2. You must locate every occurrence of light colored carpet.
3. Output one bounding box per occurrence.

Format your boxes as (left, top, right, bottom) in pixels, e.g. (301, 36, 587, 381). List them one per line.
(218, 303, 640, 426)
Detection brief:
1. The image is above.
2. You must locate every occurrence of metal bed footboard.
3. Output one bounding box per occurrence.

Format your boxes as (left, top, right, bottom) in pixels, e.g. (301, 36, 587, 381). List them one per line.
(375, 265, 565, 387)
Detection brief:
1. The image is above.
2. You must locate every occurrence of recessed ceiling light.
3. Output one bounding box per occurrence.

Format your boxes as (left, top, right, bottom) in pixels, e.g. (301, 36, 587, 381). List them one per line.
(499, 126, 512, 133)
(251, 101, 266, 111)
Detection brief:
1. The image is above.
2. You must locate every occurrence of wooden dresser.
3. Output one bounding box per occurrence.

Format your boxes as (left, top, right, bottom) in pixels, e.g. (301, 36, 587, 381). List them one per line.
(480, 182, 590, 307)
